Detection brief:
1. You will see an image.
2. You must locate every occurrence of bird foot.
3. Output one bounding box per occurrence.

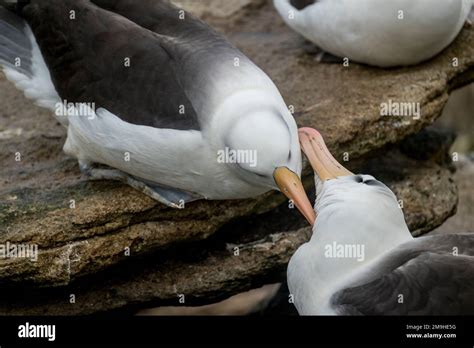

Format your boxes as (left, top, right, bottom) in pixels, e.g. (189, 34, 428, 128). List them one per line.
(314, 51, 344, 64)
(80, 164, 186, 209)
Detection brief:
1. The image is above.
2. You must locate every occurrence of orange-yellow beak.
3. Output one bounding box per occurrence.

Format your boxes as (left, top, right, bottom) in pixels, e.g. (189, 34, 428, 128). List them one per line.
(293, 127, 353, 225)
(273, 128, 352, 226)
(274, 167, 316, 226)
(298, 127, 353, 181)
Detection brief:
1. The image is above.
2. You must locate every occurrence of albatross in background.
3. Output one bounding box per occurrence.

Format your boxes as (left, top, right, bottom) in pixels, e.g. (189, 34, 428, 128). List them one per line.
(274, 0, 474, 67)
(288, 127, 474, 315)
(0, 0, 315, 223)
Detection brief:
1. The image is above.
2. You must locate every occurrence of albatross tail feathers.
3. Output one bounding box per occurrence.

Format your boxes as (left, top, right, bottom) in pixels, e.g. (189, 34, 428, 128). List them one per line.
(0, 5, 32, 76)
(0, 5, 61, 119)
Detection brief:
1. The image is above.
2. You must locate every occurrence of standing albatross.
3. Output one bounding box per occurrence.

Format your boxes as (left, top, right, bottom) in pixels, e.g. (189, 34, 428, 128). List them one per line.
(0, 0, 315, 222)
(288, 127, 474, 315)
(274, 0, 473, 67)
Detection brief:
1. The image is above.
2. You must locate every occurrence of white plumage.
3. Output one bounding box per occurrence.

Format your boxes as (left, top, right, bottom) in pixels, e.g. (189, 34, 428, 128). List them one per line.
(3, 26, 301, 200)
(289, 128, 474, 315)
(288, 175, 412, 314)
(0, 1, 316, 219)
(274, 0, 473, 67)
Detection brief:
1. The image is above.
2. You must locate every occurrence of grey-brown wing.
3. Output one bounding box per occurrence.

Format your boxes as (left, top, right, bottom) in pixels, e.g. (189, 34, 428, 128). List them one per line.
(20, 0, 201, 130)
(91, 0, 221, 42)
(331, 234, 474, 315)
(90, 0, 252, 115)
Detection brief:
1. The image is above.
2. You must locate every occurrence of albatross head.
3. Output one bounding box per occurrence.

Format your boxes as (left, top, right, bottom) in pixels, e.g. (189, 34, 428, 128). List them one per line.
(297, 127, 410, 241)
(299, 128, 410, 245)
(223, 110, 316, 224)
(286, 127, 412, 314)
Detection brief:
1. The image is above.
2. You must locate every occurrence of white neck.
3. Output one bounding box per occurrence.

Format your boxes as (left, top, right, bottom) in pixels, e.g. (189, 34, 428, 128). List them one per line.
(288, 177, 413, 314)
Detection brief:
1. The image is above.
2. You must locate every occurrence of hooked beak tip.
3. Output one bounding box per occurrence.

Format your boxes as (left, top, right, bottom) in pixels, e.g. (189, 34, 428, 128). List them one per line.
(274, 167, 315, 226)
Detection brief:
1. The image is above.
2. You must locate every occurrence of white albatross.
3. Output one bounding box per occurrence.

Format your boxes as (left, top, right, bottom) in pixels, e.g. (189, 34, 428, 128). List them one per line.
(0, 0, 316, 223)
(288, 127, 474, 315)
(274, 0, 474, 67)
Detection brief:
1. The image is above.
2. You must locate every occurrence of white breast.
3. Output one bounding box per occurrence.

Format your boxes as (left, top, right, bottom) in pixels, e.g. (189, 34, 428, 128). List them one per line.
(287, 176, 414, 314)
(63, 107, 274, 200)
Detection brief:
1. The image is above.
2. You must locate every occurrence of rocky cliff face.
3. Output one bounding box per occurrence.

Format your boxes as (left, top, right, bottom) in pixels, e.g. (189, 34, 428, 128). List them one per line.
(0, 0, 472, 314)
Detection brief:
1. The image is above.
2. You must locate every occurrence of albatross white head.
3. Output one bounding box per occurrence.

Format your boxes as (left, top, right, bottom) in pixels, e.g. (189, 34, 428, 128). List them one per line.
(220, 105, 317, 225)
(287, 127, 413, 315)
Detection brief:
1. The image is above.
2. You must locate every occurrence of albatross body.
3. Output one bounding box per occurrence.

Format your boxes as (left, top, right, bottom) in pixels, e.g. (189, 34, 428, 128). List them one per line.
(0, 0, 315, 220)
(274, 0, 473, 67)
(288, 128, 474, 315)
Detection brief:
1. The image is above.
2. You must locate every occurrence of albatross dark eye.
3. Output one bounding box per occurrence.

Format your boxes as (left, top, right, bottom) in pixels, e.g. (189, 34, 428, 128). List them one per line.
(354, 175, 364, 183)
(354, 175, 381, 186)
(364, 179, 381, 186)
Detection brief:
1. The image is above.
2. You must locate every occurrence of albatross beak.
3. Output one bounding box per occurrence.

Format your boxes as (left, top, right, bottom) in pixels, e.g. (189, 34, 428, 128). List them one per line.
(298, 127, 353, 181)
(274, 167, 316, 226)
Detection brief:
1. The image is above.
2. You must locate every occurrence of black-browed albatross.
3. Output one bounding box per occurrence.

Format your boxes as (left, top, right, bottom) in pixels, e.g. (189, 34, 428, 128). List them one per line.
(287, 127, 474, 315)
(274, 0, 473, 67)
(0, 0, 315, 223)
